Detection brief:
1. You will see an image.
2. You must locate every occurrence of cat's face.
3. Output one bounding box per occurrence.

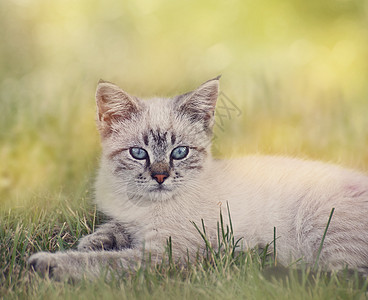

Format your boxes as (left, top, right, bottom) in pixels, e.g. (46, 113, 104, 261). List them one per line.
(95, 77, 219, 202)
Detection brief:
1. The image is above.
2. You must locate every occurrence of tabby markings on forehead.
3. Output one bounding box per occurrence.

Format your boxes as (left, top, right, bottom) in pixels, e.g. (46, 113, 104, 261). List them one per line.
(149, 129, 168, 147)
(170, 133, 176, 145)
(143, 134, 149, 146)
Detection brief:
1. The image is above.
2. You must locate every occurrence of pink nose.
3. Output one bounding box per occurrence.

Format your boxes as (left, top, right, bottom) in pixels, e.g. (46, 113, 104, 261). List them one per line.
(153, 174, 168, 184)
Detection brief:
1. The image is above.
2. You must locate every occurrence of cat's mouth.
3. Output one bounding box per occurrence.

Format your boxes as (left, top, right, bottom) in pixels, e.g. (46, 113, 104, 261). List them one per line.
(149, 185, 172, 193)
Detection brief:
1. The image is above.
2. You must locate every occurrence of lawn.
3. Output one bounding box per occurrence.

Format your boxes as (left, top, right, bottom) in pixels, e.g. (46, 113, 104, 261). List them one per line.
(1, 0, 368, 298)
(2, 201, 368, 299)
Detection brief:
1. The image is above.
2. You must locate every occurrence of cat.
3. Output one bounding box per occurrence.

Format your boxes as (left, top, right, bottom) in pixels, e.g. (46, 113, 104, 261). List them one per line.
(29, 77, 368, 280)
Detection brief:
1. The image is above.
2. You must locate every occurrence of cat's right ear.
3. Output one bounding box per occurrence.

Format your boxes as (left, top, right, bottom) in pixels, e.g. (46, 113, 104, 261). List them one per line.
(95, 80, 143, 137)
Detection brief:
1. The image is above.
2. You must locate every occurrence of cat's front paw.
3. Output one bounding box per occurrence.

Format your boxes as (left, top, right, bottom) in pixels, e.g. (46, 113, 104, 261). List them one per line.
(28, 252, 63, 280)
(77, 234, 116, 251)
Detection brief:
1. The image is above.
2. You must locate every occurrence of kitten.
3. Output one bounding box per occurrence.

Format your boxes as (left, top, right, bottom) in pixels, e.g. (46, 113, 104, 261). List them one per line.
(29, 77, 368, 280)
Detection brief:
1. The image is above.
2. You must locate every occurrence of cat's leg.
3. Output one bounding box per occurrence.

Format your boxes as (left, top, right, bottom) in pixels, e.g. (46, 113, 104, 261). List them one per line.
(29, 248, 154, 281)
(77, 222, 131, 251)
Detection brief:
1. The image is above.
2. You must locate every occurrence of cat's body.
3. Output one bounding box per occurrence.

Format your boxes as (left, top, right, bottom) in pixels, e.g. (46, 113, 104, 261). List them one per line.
(29, 77, 368, 280)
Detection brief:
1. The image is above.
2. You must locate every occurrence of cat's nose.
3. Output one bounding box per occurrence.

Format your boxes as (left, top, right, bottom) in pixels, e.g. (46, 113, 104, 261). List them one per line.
(152, 172, 169, 184)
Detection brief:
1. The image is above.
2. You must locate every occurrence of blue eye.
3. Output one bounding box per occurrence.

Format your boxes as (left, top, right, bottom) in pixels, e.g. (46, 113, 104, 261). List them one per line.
(171, 146, 189, 160)
(130, 147, 148, 160)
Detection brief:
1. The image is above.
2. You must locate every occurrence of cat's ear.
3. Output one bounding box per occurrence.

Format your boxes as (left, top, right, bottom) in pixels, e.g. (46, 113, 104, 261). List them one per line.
(95, 80, 144, 137)
(175, 76, 220, 130)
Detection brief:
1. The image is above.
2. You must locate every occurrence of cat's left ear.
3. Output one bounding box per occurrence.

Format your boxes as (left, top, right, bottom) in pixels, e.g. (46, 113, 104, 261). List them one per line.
(175, 76, 220, 130)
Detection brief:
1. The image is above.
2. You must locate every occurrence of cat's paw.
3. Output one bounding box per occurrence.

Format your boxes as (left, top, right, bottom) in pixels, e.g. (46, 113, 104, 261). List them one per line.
(77, 234, 116, 251)
(28, 252, 63, 280)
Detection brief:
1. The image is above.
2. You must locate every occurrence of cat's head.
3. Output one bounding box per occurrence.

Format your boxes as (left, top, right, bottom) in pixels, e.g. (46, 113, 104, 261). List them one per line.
(95, 77, 220, 202)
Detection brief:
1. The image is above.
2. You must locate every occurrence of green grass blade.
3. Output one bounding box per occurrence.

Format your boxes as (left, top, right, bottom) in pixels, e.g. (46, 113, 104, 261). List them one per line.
(273, 226, 277, 266)
(313, 208, 335, 271)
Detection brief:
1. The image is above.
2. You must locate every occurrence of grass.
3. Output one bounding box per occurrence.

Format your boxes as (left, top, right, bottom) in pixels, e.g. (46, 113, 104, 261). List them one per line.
(1, 201, 368, 299)
(313, 208, 335, 272)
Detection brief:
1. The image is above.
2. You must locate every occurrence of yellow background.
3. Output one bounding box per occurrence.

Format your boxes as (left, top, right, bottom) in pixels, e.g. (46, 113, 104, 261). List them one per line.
(1, 0, 367, 208)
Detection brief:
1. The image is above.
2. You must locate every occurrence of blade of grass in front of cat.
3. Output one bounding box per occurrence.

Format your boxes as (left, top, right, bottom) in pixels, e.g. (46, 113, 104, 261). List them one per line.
(313, 208, 335, 271)
(191, 220, 213, 262)
(274, 226, 277, 266)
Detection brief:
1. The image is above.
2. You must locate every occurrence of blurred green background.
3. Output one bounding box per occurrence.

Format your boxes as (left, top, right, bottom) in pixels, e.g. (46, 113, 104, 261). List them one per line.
(1, 0, 368, 209)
